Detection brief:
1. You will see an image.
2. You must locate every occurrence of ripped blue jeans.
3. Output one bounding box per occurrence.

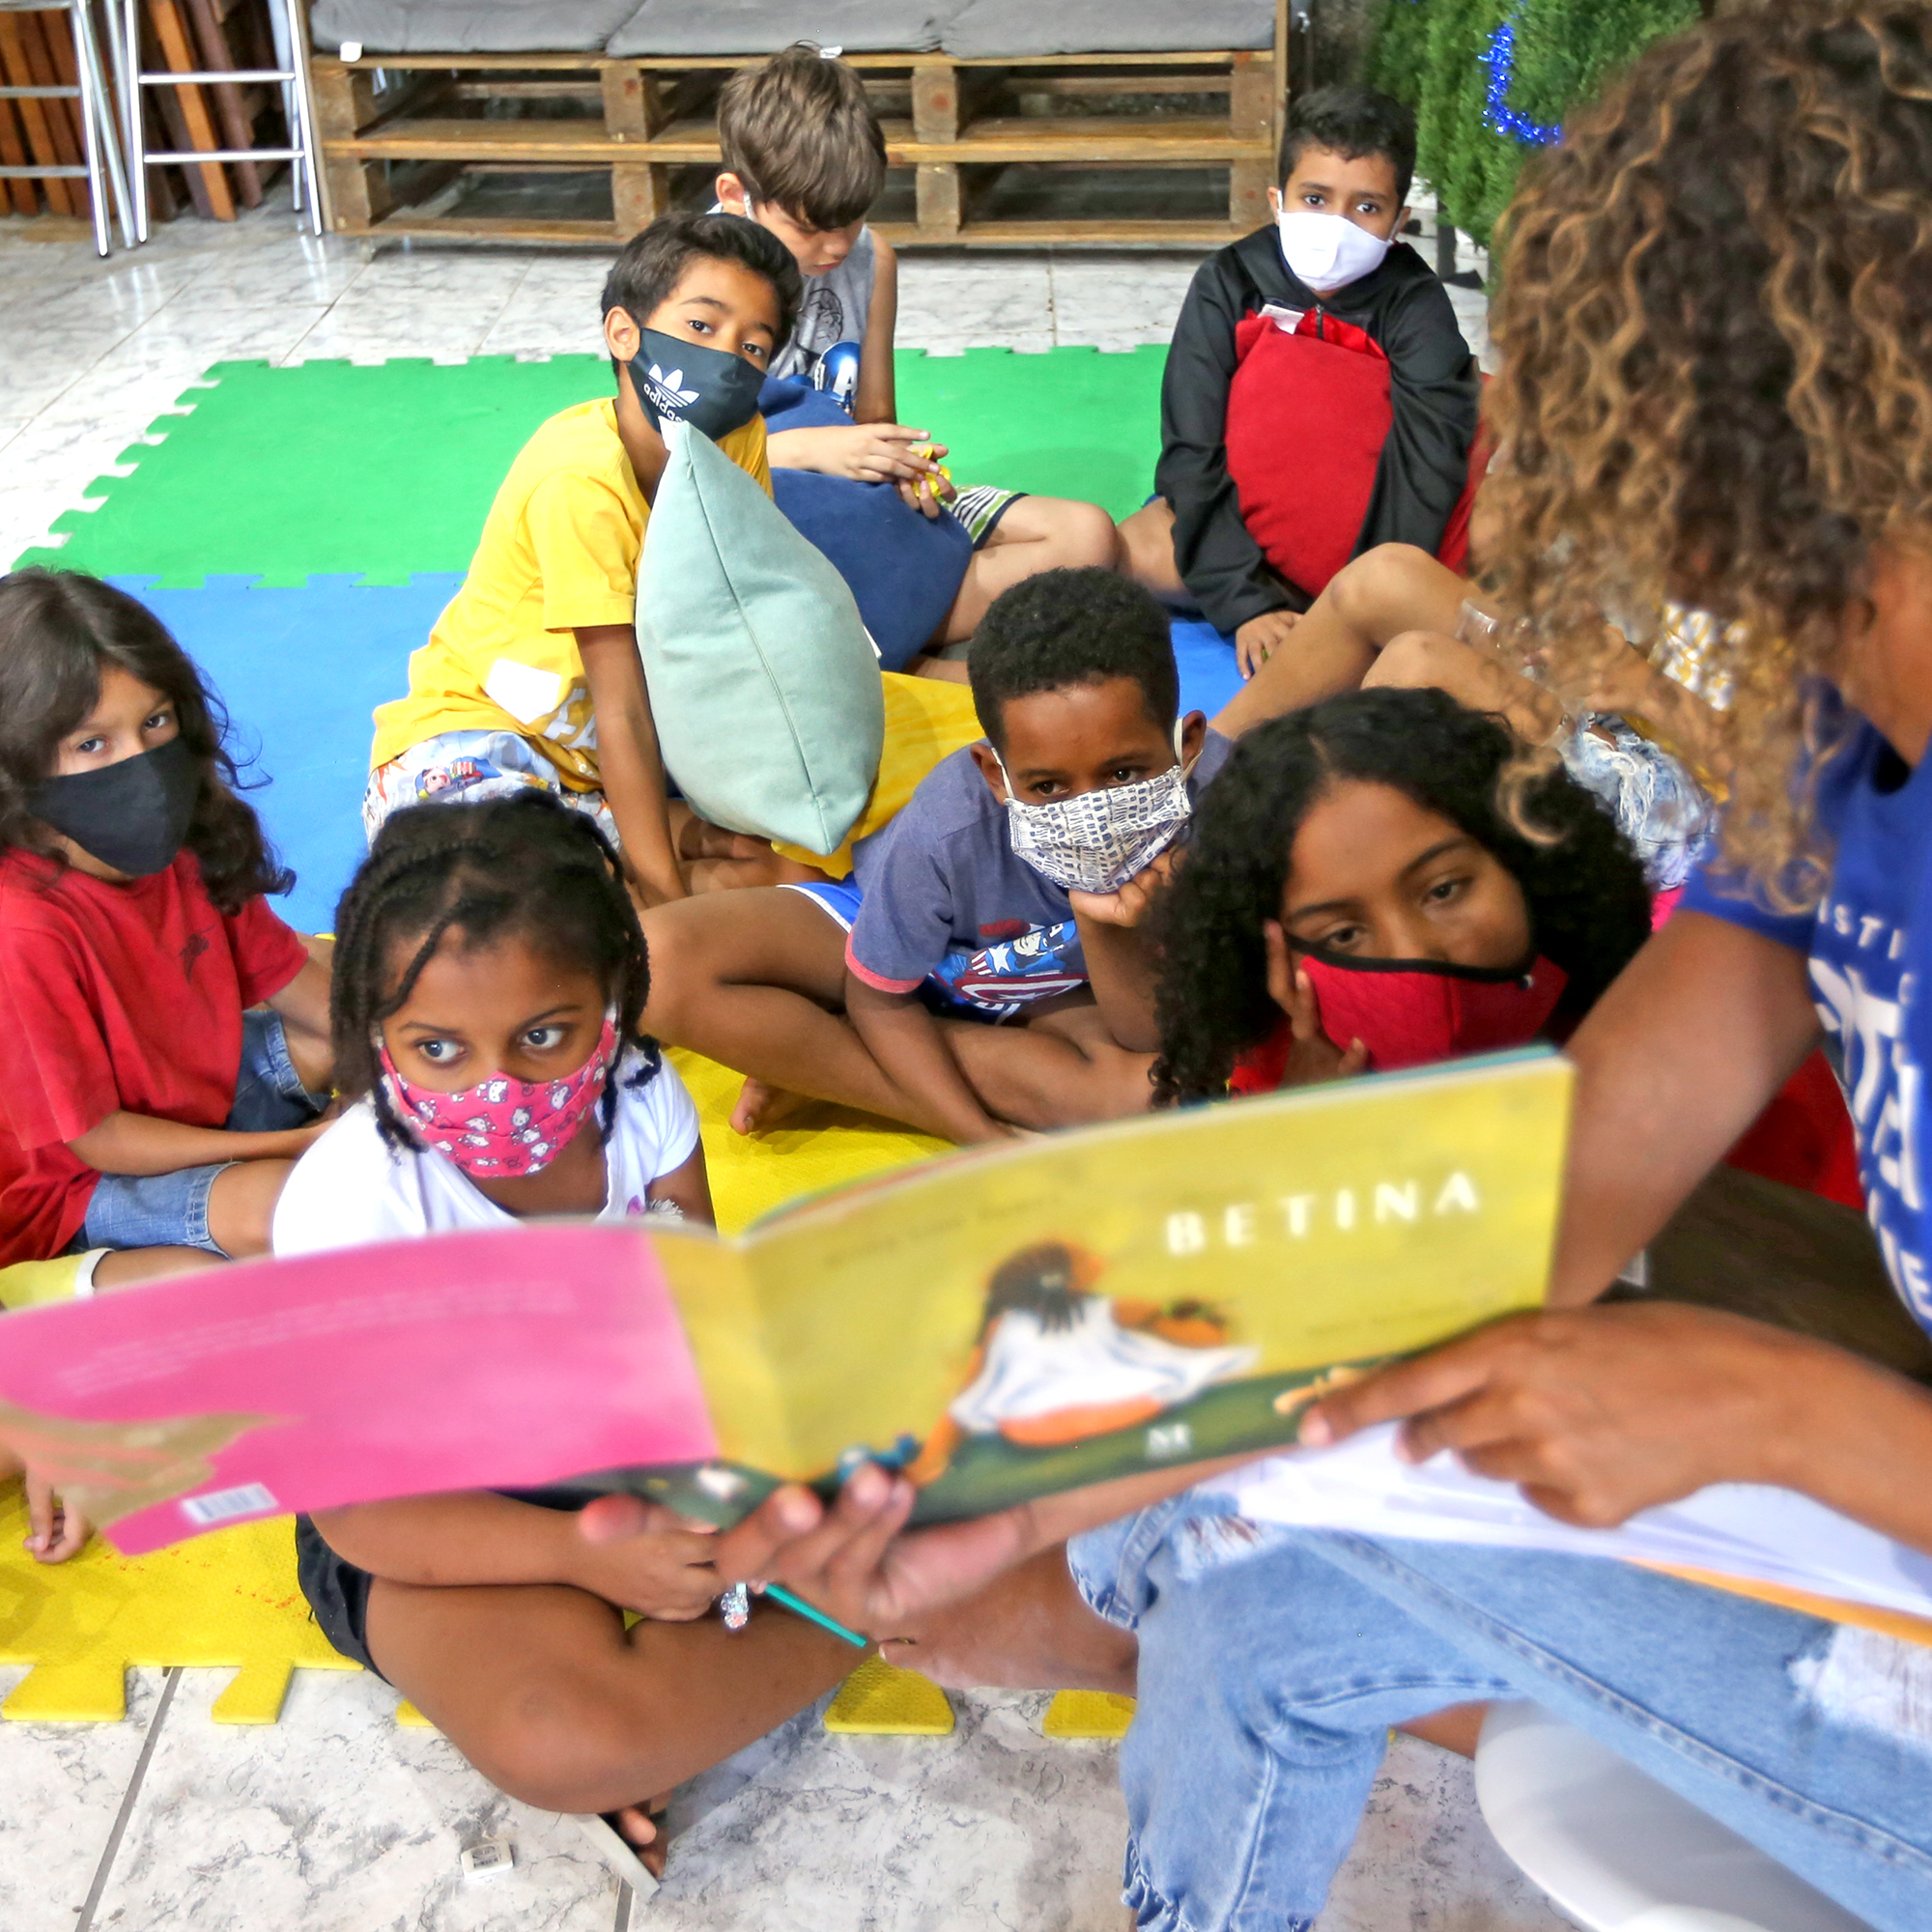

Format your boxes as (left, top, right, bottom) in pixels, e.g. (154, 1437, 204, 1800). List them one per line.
(1067, 1499, 1932, 1932)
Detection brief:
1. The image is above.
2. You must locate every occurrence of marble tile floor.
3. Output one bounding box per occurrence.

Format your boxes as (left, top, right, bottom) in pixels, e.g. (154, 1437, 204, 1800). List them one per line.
(1, 1661, 1575, 1932)
(0, 187, 1491, 572)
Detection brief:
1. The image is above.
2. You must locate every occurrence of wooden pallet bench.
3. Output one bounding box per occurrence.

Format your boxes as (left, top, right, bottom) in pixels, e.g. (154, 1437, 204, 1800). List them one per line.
(310, 27, 1291, 247)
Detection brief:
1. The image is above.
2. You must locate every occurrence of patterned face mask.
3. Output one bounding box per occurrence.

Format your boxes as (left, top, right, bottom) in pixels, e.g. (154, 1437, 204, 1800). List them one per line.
(995, 724, 1195, 895)
(379, 1014, 618, 1179)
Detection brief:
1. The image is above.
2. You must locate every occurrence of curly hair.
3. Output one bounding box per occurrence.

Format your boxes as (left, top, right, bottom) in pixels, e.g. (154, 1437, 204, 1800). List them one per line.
(1483, 2, 1932, 909)
(967, 568, 1179, 750)
(329, 792, 659, 1153)
(1150, 688, 1654, 1106)
(0, 569, 290, 913)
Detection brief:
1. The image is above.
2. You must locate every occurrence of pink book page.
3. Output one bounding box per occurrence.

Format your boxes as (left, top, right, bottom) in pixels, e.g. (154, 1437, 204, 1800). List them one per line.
(0, 1223, 718, 1554)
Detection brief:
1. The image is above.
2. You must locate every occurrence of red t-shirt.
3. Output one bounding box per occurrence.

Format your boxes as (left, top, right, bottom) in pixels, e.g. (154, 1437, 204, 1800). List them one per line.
(0, 848, 308, 1264)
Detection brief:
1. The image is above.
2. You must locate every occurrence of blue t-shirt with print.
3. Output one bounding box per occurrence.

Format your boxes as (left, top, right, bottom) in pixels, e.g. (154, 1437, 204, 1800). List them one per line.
(1681, 717, 1932, 1333)
(845, 731, 1232, 1013)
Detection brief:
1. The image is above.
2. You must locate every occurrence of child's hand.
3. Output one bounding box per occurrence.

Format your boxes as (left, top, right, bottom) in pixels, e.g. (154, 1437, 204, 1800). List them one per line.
(23, 1470, 90, 1563)
(895, 466, 957, 521)
(1236, 610, 1300, 679)
(1068, 848, 1180, 929)
(795, 423, 951, 487)
(568, 1502, 723, 1620)
(1263, 921, 1369, 1085)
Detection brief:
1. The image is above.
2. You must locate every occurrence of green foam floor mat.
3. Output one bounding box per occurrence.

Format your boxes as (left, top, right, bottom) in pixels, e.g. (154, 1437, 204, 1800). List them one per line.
(19, 348, 1165, 590)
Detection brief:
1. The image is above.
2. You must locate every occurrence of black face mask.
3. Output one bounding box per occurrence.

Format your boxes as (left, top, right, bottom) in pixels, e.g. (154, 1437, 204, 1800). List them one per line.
(626, 325, 766, 440)
(28, 735, 199, 878)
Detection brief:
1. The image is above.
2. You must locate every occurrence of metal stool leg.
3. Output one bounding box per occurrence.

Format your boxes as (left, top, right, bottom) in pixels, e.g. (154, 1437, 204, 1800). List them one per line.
(279, 0, 323, 235)
(121, 0, 148, 241)
(75, 0, 134, 249)
(71, 0, 109, 254)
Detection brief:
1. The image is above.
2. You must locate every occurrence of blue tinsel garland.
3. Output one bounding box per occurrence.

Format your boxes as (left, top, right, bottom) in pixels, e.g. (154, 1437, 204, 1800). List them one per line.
(1483, 16, 1563, 145)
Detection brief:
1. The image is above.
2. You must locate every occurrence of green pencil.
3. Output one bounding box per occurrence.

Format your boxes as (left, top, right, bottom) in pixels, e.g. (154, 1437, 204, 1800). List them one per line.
(765, 1582, 869, 1648)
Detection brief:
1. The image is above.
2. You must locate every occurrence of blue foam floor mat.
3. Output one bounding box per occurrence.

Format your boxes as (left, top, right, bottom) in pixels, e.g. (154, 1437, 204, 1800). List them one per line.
(115, 579, 1242, 934)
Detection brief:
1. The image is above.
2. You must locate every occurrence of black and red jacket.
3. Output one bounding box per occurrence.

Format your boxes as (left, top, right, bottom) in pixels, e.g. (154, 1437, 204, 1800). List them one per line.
(1156, 226, 1482, 635)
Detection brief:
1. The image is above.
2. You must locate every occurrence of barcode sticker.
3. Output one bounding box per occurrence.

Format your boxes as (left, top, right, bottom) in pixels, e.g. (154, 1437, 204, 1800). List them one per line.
(180, 1483, 278, 1526)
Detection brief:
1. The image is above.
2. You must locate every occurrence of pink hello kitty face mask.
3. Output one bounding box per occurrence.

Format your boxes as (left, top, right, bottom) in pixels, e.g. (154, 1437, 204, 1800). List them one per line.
(379, 1015, 618, 1179)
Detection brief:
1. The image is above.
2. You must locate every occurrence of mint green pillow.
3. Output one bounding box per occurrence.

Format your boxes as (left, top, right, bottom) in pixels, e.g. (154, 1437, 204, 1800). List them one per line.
(636, 425, 885, 857)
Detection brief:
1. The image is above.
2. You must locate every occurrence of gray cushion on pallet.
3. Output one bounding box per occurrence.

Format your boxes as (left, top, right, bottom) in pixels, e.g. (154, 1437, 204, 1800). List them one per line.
(606, 1, 963, 57)
(309, 0, 639, 53)
(940, 0, 1274, 59)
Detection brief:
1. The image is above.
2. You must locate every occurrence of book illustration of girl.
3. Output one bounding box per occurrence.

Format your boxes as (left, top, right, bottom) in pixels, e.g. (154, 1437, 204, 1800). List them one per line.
(905, 1241, 1258, 1485)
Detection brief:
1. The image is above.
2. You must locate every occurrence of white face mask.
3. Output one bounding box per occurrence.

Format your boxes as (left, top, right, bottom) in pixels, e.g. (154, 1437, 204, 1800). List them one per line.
(1274, 210, 1393, 296)
(995, 724, 1195, 895)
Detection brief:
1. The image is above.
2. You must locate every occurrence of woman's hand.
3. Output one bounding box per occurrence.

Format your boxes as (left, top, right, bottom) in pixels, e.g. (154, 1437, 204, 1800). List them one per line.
(771, 423, 950, 488)
(581, 1465, 1021, 1639)
(1236, 610, 1300, 679)
(566, 1502, 724, 1621)
(1300, 1301, 1830, 1528)
(1263, 921, 1368, 1085)
(23, 1470, 90, 1563)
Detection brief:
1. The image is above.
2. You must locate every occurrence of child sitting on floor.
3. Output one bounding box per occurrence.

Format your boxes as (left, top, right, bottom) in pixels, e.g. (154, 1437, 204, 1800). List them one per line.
(0, 570, 333, 1558)
(364, 211, 802, 906)
(1210, 539, 1718, 891)
(1120, 85, 1480, 680)
(275, 791, 850, 1889)
(714, 42, 1119, 660)
(639, 569, 1228, 1142)
(1151, 686, 1653, 1103)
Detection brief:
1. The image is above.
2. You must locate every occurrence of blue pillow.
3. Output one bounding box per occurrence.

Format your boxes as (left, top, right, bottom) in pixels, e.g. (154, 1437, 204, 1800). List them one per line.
(761, 378, 973, 672)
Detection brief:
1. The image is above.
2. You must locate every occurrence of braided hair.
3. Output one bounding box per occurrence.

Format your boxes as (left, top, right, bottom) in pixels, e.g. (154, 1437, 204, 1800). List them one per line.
(330, 791, 659, 1152)
(1151, 688, 1654, 1107)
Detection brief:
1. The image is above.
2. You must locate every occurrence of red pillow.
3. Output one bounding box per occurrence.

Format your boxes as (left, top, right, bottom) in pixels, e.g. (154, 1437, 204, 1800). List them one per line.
(1225, 309, 1392, 601)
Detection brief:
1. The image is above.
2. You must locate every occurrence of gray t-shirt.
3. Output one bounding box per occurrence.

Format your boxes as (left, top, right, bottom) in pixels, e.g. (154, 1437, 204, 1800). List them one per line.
(769, 225, 876, 388)
(846, 730, 1233, 1012)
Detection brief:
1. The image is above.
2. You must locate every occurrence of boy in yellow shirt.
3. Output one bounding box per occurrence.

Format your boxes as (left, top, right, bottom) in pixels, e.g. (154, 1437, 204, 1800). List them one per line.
(364, 212, 802, 906)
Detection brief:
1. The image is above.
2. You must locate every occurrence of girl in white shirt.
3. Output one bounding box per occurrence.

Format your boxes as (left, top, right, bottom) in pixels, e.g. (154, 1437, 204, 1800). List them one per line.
(275, 793, 851, 1889)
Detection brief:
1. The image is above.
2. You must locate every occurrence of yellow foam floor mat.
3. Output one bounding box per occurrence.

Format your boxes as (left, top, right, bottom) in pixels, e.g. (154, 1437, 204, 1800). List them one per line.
(669, 1048, 947, 1237)
(0, 1486, 355, 1724)
(824, 1658, 956, 1735)
(1042, 1690, 1136, 1739)
(0, 1055, 946, 1724)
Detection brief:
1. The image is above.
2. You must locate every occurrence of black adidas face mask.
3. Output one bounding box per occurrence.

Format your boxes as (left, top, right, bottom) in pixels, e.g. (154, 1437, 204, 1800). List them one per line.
(625, 325, 767, 440)
(28, 735, 199, 877)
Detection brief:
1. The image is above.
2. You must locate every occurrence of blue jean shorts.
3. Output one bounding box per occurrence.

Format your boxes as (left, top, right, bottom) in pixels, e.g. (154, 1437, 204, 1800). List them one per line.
(74, 1009, 325, 1258)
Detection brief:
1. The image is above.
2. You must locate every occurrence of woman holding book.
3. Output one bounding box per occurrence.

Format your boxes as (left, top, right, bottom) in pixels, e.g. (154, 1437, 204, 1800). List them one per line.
(621, 10, 1932, 1928)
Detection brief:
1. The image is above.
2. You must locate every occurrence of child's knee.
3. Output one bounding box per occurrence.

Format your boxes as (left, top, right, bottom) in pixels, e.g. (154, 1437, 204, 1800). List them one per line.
(1054, 498, 1123, 570)
(208, 1156, 296, 1260)
(465, 1674, 645, 1814)
(1363, 629, 1458, 690)
(1331, 543, 1437, 629)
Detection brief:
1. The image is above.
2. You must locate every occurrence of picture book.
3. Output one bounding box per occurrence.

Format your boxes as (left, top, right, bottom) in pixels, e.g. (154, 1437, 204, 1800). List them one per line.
(0, 1052, 1572, 1556)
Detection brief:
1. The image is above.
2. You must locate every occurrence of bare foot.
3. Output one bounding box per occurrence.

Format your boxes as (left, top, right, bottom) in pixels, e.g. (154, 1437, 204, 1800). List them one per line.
(611, 1803, 669, 1880)
(880, 1546, 1137, 1693)
(729, 1077, 818, 1136)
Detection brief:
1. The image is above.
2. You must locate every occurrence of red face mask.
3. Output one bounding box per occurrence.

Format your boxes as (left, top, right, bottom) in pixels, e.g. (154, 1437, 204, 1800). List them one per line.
(1297, 950, 1568, 1074)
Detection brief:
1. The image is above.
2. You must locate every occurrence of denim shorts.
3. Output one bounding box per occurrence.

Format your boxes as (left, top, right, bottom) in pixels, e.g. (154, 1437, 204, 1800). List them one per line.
(75, 1009, 325, 1258)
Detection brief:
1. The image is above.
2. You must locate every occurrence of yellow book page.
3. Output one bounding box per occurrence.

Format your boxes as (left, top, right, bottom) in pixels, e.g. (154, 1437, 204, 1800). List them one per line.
(690, 1052, 1571, 1520)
